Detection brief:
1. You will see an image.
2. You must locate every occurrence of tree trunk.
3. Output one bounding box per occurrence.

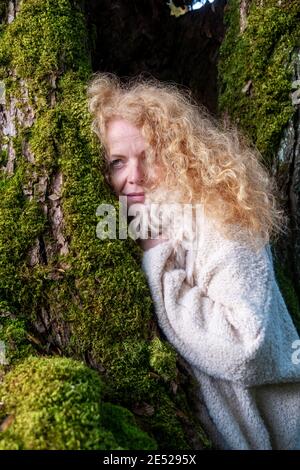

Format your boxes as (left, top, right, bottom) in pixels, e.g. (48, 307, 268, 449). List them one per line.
(1, 0, 231, 450)
(4, 0, 298, 451)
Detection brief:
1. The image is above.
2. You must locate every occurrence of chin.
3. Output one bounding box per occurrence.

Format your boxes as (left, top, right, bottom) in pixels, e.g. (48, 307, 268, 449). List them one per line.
(127, 201, 145, 209)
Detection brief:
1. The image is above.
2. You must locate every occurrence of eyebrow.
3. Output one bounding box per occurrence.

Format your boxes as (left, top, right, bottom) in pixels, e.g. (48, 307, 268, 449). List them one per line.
(107, 151, 145, 161)
(109, 154, 126, 159)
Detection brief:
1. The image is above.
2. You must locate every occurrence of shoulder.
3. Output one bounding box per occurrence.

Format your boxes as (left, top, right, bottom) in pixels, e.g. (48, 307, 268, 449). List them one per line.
(193, 203, 270, 265)
(193, 208, 273, 300)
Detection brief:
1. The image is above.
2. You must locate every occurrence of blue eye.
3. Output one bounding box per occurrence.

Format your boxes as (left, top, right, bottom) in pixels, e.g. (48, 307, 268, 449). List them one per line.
(109, 159, 122, 168)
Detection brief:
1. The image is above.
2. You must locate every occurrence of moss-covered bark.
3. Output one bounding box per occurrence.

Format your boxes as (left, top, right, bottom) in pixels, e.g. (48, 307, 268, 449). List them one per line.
(0, 0, 210, 449)
(0, 355, 157, 450)
(218, 0, 300, 332)
(218, 0, 298, 164)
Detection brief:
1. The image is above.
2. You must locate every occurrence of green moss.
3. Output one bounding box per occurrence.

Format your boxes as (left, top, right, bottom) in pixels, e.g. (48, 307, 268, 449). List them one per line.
(101, 402, 157, 450)
(149, 337, 177, 382)
(273, 257, 300, 333)
(218, 0, 299, 164)
(0, 0, 90, 102)
(0, 162, 46, 310)
(146, 391, 191, 449)
(0, 356, 157, 450)
(0, 316, 37, 367)
(0, 0, 210, 449)
(0, 1, 9, 24)
(0, 147, 8, 166)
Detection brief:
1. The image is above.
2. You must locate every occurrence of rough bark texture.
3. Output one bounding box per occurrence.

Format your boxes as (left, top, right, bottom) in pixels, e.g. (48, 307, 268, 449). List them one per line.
(272, 50, 300, 308)
(0, 0, 230, 450)
(4, 0, 297, 451)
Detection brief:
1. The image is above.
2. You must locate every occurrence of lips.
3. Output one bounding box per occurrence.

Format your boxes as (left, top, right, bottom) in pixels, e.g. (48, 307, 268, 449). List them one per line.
(125, 193, 145, 203)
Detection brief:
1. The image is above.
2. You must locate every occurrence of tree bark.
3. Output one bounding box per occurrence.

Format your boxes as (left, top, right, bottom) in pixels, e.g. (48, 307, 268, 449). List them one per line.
(0, 0, 231, 450)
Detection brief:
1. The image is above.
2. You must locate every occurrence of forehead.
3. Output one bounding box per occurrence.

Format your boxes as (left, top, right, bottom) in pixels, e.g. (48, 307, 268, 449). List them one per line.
(106, 119, 145, 150)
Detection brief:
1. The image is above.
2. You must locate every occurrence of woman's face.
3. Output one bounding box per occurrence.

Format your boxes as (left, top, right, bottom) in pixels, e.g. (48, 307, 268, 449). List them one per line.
(105, 118, 153, 206)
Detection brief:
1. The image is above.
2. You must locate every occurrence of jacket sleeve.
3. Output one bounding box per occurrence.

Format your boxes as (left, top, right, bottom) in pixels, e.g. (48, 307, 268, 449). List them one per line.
(141, 240, 298, 386)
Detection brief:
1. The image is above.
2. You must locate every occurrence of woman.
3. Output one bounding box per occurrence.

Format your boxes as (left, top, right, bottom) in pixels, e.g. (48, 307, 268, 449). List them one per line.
(87, 72, 300, 450)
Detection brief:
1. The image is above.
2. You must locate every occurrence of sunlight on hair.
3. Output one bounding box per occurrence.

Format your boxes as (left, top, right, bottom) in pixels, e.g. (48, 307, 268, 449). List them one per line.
(87, 72, 288, 249)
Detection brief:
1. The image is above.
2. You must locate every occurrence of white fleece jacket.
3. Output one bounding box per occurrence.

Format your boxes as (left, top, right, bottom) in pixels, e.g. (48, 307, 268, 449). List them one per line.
(141, 207, 300, 450)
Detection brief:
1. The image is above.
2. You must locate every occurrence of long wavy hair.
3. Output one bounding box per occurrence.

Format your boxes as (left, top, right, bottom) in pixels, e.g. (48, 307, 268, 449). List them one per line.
(87, 71, 288, 251)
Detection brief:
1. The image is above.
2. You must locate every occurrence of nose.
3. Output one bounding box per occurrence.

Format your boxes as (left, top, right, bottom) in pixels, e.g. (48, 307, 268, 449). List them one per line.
(128, 159, 144, 184)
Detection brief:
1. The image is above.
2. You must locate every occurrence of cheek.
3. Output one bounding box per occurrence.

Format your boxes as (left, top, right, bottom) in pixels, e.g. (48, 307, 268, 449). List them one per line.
(109, 172, 123, 193)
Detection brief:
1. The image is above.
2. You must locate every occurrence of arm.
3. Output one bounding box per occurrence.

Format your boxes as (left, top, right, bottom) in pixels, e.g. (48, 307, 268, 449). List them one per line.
(142, 240, 298, 386)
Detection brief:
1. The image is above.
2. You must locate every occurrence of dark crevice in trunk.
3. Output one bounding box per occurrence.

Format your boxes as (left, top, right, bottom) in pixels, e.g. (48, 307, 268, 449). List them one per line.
(85, 0, 227, 114)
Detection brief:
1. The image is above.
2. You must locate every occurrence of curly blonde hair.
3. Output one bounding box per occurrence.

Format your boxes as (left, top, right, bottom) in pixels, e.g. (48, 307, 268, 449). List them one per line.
(87, 71, 288, 250)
